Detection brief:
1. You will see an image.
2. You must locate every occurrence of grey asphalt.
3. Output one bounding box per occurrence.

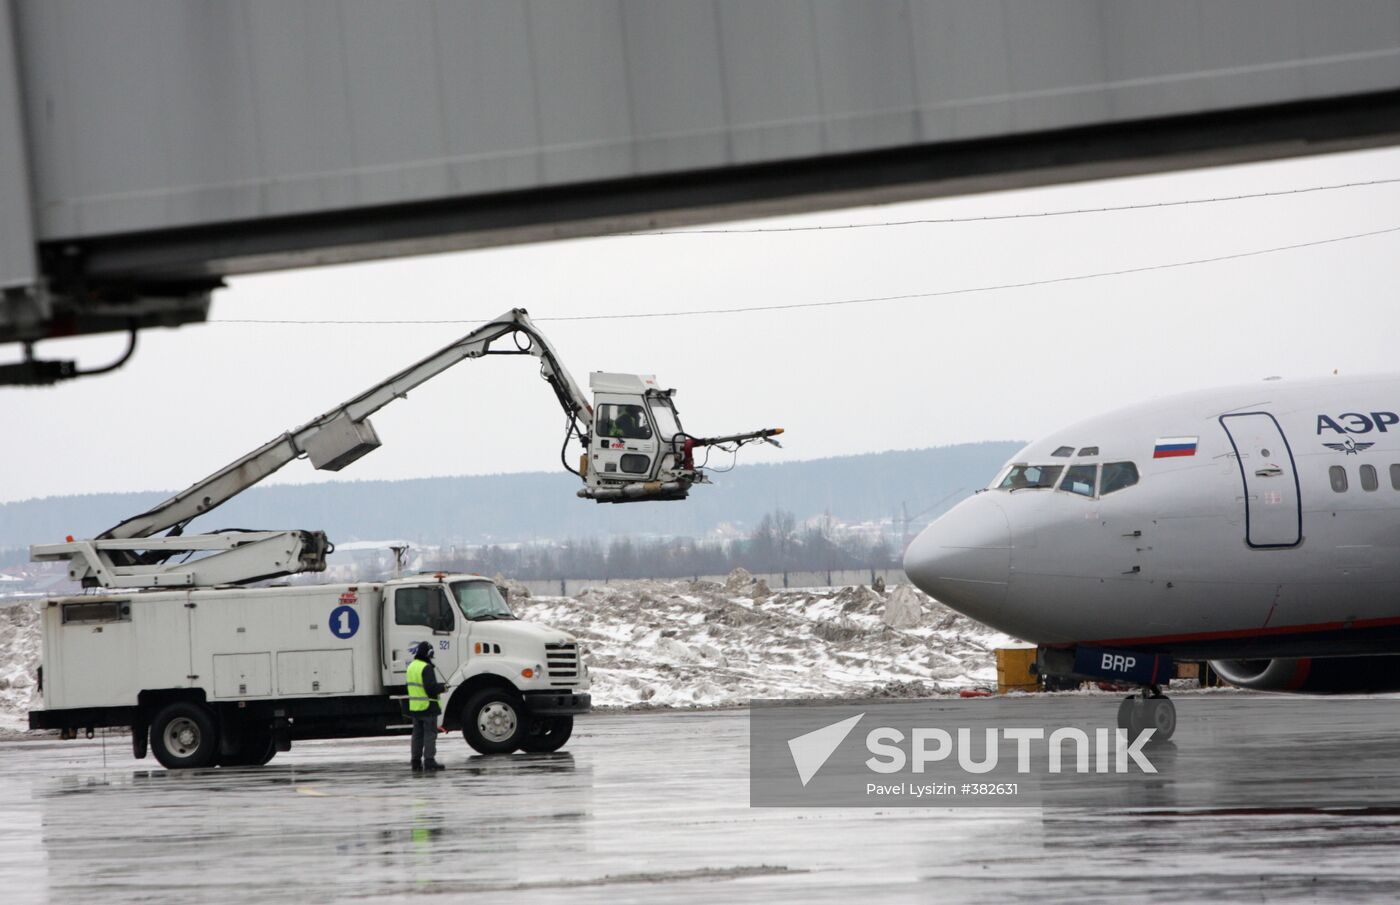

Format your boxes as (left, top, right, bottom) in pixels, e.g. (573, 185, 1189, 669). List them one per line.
(3, 693, 1400, 903)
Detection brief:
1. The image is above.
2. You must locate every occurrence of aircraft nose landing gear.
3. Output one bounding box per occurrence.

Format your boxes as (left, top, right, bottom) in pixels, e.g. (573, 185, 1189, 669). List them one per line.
(1117, 687, 1176, 741)
(1036, 647, 1178, 742)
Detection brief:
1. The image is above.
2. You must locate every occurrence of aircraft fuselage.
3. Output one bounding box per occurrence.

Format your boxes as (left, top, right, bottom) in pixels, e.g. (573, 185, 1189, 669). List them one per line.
(904, 374, 1400, 661)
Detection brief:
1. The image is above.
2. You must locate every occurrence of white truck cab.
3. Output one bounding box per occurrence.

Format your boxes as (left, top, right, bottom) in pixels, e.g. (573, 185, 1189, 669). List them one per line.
(379, 574, 588, 754)
(30, 573, 590, 768)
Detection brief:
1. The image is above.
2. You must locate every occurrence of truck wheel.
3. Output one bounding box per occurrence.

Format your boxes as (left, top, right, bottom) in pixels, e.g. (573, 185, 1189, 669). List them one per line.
(151, 702, 219, 769)
(520, 716, 573, 753)
(463, 689, 526, 754)
(132, 724, 149, 760)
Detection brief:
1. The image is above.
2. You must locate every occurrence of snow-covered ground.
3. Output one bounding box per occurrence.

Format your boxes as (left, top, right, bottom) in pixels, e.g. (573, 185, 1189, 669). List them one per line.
(0, 599, 41, 732)
(0, 571, 1015, 728)
(513, 569, 1015, 708)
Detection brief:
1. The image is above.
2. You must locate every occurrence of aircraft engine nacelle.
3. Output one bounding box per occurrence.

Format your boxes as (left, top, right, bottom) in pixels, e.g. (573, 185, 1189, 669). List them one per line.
(1209, 656, 1400, 693)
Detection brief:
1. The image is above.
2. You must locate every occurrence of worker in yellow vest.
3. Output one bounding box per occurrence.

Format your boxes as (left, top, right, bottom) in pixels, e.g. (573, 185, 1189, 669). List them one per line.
(406, 641, 445, 771)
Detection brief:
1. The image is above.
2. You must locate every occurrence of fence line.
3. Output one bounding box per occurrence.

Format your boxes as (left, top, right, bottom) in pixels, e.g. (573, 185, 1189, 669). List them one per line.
(516, 568, 909, 598)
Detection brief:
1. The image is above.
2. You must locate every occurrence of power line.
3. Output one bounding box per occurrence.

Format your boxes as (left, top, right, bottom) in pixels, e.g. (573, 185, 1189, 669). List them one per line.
(626, 177, 1400, 235)
(210, 222, 1400, 326)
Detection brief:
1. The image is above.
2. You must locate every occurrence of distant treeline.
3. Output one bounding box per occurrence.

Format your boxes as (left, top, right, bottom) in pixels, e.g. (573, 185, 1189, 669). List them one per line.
(424, 510, 897, 580)
(0, 442, 1022, 563)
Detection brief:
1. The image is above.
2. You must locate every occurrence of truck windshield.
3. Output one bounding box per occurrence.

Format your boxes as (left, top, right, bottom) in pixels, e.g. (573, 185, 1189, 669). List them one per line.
(450, 581, 516, 621)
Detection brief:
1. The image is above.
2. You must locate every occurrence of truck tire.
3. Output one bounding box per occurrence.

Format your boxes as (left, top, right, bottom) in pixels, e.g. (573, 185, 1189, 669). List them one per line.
(151, 702, 219, 769)
(462, 689, 526, 755)
(520, 716, 573, 753)
(132, 724, 149, 760)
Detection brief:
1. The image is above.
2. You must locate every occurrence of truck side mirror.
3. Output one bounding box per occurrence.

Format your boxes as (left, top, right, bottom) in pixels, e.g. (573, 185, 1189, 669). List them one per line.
(495, 584, 510, 602)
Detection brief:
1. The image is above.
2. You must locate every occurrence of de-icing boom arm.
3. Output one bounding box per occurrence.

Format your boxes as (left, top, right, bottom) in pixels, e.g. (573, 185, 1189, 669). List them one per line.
(101, 308, 591, 542)
(34, 307, 779, 589)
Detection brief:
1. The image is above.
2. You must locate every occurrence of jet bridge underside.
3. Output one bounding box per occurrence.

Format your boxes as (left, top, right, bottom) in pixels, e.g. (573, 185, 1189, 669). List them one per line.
(4, 1, 1400, 381)
(62, 89, 1400, 284)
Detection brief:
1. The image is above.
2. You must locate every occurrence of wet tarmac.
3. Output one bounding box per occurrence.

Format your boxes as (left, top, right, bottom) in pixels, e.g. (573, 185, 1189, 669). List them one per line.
(4, 694, 1400, 903)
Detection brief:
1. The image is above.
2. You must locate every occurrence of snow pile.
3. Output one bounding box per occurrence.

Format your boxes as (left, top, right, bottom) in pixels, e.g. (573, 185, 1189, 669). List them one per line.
(0, 600, 41, 730)
(880, 585, 923, 629)
(515, 570, 1014, 708)
(0, 572, 1014, 725)
(493, 574, 533, 600)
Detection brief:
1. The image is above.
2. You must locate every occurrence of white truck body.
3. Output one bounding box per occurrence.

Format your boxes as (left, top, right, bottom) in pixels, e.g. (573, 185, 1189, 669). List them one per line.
(31, 574, 590, 767)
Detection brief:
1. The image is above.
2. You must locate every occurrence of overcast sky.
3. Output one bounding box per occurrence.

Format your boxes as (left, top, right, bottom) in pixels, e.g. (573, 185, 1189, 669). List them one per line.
(3, 145, 1399, 505)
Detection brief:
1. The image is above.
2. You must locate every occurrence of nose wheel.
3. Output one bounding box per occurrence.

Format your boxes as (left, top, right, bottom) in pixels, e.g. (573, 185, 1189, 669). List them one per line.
(1116, 689, 1176, 742)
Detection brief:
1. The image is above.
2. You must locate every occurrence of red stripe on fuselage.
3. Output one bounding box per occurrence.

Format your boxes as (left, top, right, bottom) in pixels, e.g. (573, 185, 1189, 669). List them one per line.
(1084, 614, 1400, 648)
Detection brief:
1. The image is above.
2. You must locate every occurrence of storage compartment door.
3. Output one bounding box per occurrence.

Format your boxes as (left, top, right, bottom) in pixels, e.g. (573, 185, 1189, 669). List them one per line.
(277, 649, 355, 695)
(213, 653, 272, 698)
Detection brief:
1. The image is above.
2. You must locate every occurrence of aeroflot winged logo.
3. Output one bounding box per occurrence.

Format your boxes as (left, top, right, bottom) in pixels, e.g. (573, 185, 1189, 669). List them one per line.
(788, 713, 864, 786)
(1323, 438, 1374, 455)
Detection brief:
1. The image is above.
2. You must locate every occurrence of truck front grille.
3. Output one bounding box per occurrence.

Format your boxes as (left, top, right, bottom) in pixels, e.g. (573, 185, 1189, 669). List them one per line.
(545, 642, 578, 686)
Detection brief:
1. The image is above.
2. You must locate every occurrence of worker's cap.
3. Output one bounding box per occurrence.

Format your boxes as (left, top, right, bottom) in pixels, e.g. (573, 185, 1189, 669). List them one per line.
(414, 641, 434, 658)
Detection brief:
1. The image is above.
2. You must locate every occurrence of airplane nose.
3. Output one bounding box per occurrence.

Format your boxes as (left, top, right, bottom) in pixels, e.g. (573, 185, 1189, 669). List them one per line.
(903, 494, 1011, 622)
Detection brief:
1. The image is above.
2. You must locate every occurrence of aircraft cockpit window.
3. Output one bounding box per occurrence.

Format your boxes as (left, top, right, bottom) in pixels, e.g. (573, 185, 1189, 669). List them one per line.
(1101, 462, 1139, 495)
(1058, 464, 1097, 497)
(1051, 446, 1074, 458)
(1077, 446, 1099, 457)
(997, 464, 1063, 491)
(1329, 466, 1348, 493)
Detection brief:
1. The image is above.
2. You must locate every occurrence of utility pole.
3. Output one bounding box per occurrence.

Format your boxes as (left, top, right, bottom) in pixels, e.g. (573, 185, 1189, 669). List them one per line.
(390, 544, 410, 579)
(899, 488, 968, 554)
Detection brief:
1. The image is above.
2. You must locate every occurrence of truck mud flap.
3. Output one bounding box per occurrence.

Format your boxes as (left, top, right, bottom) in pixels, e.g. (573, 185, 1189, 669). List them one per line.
(272, 716, 292, 752)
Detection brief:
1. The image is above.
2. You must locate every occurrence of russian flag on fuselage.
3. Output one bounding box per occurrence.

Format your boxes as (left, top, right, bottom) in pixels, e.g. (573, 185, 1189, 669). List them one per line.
(1153, 436, 1197, 458)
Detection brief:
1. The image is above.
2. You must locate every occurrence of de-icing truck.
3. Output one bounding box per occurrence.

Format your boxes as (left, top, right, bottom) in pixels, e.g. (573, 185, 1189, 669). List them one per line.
(36, 574, 586, 767)
(27, 308, 780, 768)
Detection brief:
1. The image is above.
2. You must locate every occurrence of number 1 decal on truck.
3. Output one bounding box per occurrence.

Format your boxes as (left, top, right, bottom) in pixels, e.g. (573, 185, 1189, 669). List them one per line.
(329, 605, 360, 639)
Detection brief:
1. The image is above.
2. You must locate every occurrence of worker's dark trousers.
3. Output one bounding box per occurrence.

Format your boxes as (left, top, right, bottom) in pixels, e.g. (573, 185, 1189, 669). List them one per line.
(411, 715, 437, 763)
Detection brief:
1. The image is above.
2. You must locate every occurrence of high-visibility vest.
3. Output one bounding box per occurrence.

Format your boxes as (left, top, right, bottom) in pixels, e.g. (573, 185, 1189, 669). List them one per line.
(406, 659, 439, 712)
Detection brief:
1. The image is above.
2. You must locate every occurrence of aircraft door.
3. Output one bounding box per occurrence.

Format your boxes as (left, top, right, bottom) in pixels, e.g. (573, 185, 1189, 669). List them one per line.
(1219, 413, 1302, 548)
(382, 584, 462, 685)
